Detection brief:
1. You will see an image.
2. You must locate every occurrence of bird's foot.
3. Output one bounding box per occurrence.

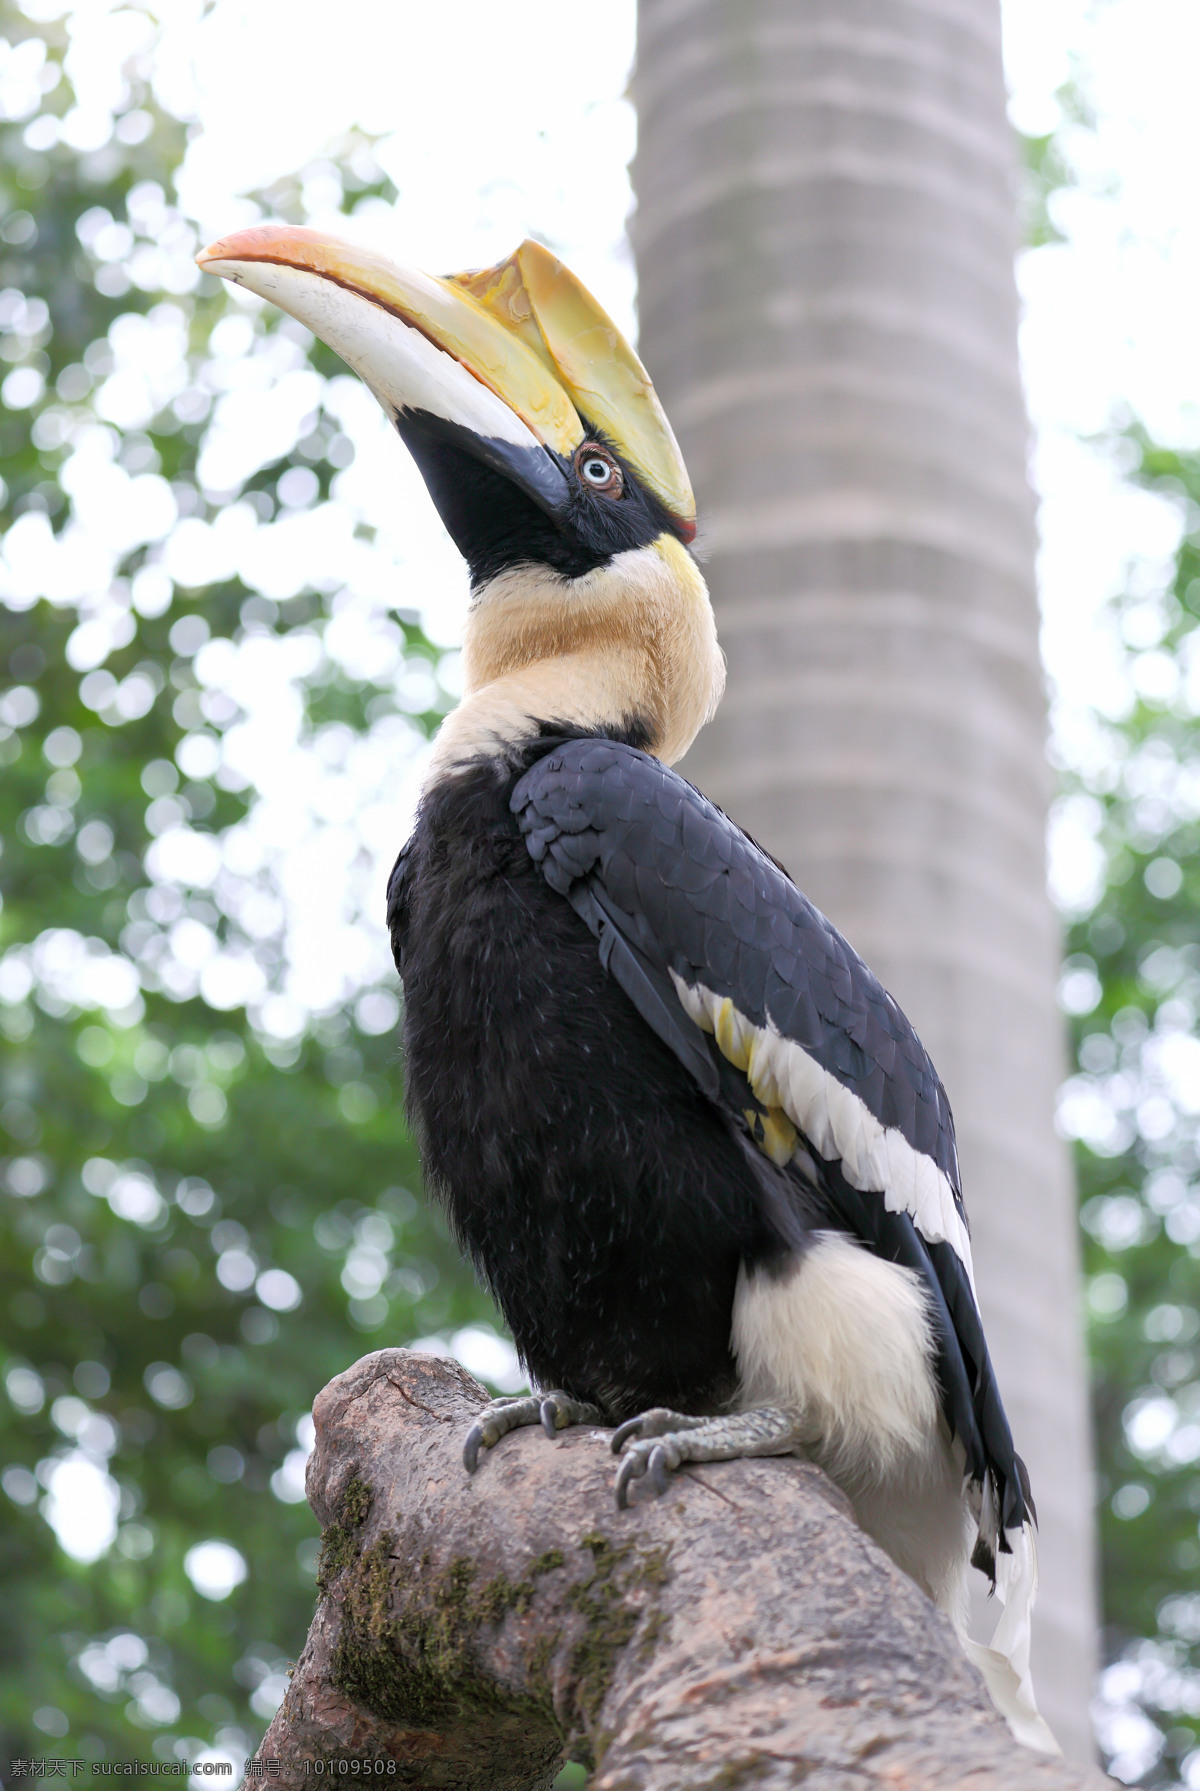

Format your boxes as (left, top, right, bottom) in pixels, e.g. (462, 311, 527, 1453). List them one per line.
(463, 1390, 604, 1473)
(611, 1404, 800, 1508)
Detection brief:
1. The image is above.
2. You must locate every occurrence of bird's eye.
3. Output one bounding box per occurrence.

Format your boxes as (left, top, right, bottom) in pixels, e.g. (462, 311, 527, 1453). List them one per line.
(575, 444, 623, 497)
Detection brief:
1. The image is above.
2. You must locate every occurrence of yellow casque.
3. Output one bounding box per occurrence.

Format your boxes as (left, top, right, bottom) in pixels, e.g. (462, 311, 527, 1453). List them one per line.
(196, 225, 694, 536)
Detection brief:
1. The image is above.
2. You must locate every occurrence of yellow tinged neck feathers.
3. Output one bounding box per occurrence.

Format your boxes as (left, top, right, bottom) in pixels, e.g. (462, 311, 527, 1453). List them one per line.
(428, 536, 724, 783)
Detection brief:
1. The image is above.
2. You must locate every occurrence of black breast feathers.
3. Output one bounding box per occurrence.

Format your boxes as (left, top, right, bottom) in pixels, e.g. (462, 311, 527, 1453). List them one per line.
(390, 729, 1029, 1549)
(387, 740, 789, 1423)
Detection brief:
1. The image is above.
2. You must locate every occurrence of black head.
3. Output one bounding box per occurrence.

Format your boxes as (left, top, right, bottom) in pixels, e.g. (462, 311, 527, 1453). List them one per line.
(396, 411, 691, 586)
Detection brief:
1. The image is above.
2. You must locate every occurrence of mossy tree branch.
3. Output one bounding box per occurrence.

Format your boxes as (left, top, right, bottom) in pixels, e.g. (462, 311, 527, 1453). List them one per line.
(255, 1350, 1109, 1790)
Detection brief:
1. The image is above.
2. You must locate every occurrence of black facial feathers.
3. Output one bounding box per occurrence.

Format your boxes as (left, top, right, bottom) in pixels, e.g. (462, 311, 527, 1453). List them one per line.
(394, 409, 687, 587)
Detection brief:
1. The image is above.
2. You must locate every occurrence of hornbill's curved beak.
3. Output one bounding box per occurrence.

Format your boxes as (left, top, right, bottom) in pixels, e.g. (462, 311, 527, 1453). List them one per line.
(195, 225, 695, 556)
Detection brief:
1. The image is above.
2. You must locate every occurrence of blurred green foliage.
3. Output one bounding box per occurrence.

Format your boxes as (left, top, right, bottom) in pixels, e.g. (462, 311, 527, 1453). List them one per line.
(0, 0, 495, 1768)
(1062, 431, 1200, 1788)
(3, 4, 1197, 1782)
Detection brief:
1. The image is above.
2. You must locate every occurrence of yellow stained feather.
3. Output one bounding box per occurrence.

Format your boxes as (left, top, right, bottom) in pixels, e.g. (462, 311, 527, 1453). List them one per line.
(743, 1105, 799, 1168)
(714, 998, 750, 1072)
(759, 1107, 799, 1166)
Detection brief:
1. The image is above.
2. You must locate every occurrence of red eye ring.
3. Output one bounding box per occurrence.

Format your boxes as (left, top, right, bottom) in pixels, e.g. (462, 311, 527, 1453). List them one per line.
(574, 443, 623, 497)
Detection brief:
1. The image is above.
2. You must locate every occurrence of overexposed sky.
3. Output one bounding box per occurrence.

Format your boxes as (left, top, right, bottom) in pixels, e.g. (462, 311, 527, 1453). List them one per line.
(5, 0, 1197, 1032)
(1004, 0, 1200, 910)
(172, 0, 640, 653)
(169, 0, 1200, 746)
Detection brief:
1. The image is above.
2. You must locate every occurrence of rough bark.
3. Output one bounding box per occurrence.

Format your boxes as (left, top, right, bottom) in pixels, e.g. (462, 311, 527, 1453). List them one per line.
(254, 1349, 1109, 1790)
(630, 0, 1097, 1757)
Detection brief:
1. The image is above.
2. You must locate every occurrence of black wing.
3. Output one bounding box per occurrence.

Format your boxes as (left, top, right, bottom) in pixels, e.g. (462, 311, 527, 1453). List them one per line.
(512, 735, 1026, 1542)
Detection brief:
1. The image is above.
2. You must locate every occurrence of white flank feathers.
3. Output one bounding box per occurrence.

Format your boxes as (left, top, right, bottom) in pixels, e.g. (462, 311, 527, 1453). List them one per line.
(671, 974, 976, 1289)
(737, 1251, 1059, 1754)
(733, 1239, 940, 1485)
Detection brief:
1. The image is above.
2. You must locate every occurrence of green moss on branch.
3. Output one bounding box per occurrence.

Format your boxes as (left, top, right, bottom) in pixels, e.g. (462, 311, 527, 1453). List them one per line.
(325, 1517, 671, 1759)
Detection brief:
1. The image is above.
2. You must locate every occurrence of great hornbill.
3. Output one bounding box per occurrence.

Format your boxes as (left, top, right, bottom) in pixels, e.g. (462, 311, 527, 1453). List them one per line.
(197, 225, 1055, 1752)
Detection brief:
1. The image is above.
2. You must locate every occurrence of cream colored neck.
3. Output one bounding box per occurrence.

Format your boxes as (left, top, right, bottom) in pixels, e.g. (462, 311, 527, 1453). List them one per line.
(425, 538, 725, 785)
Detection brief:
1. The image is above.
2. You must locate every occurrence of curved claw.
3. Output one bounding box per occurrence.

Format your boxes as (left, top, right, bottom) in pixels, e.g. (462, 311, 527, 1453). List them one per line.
(615, 1441, 677, 1505)
(615, 1448, 647, 1510)
(649, 1444, 672, 1497)
(610, 1406, 686, 1455)
(465, 1392, 602, 1476)
(611, 1415, 644, 1455)
(539, 1392, 604, 1439)
(462, 1394, 541, 1474)
(612, 1406, 801, 1510)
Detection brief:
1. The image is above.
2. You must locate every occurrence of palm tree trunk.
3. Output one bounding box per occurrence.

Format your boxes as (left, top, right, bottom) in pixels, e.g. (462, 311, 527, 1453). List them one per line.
(631, 0, 1096, 1759)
